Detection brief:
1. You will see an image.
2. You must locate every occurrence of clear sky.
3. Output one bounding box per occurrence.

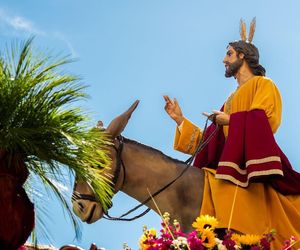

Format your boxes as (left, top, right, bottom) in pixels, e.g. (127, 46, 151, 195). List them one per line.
(1, 1, 300, 249)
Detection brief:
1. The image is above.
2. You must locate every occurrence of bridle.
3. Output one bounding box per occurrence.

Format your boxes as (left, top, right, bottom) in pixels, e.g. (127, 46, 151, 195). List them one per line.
(110, 135, 126, 191)
(72, 136, 125, 206)
(103, 135, 151, 221)
(73, 116, 220, 221)
(72, 134, 148, 221)
(72, 135, 127, 211)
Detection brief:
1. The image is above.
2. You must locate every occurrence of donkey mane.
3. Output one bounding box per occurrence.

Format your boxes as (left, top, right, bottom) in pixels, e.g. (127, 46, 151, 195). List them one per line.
(123, 137, 185, 165)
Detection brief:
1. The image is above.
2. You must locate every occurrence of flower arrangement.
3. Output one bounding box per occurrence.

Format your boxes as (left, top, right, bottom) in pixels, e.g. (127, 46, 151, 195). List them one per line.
(122, 190, 299, 250)
(122, 212, 299, 250)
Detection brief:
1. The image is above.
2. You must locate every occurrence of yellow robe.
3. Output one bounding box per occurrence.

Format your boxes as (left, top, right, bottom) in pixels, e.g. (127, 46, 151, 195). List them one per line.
(174, 76, 300, 249)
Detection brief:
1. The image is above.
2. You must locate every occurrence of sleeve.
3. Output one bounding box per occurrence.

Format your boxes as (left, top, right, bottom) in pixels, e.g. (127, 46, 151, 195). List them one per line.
(173, 117, 202, 155)
(249, 78, 282, 133)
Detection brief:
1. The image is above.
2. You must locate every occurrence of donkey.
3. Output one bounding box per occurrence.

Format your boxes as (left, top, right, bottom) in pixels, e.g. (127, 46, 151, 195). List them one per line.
(72, 101, 204, 232)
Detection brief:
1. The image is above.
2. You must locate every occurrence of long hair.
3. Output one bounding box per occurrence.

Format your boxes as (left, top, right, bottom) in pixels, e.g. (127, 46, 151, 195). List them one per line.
(229, 40, 266, 76)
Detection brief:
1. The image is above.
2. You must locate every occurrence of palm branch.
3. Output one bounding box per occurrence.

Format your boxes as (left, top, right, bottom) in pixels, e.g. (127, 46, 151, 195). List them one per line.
(0, 37, 113, 242)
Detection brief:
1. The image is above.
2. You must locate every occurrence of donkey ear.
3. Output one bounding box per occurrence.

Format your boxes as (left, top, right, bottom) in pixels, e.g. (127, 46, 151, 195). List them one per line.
(106, 100, 139, 139)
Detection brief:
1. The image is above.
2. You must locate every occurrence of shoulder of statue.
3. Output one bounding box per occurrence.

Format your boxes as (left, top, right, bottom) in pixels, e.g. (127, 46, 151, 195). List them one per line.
(256, 76, 278, 87)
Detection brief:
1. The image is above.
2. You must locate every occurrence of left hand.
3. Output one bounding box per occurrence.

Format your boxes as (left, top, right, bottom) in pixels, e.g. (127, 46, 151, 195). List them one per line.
(203, 110, 230, 126)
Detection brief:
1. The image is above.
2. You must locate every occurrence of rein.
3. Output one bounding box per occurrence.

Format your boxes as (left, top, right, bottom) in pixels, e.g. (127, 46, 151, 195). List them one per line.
(103, 117, 220, 221)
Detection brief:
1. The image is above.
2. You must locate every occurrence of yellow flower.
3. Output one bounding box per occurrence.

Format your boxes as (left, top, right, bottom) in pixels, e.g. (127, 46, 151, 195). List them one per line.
(231, 233, 261, 246)
(139, 234, 149, 250)
(199, 228, 217, 249)
(139, 228, 157, 250)
(148, 228, 157, 237)
(192, 215, 219, 231)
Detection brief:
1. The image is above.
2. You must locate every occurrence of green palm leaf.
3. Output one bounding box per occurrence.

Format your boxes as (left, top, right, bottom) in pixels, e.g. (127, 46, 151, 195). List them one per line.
(0, 38, 113, 241)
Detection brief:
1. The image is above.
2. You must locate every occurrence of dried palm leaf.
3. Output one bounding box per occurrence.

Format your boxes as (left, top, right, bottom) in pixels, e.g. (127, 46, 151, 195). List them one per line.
(240, 18, 247, 41)
(248, 17, 256, 43)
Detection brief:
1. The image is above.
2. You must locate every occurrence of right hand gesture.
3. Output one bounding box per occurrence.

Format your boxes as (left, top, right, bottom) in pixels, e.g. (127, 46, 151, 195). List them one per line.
(163, 95, 184, 126)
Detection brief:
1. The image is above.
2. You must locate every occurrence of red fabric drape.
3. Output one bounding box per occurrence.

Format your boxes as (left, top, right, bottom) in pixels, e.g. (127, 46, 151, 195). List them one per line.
(193, 109, 300, 194)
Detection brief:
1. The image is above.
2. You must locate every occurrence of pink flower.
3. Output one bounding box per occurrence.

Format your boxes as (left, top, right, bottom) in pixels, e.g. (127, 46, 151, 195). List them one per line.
(260, 237, 271, 250)
(187, 231, 204, 250)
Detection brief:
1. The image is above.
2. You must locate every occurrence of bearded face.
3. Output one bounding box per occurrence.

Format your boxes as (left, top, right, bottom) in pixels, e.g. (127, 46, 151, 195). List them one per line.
(224, 57, 243, 78)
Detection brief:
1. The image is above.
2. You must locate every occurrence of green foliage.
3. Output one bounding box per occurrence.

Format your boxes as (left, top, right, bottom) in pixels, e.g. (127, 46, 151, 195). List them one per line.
(0, 37, 113, 239)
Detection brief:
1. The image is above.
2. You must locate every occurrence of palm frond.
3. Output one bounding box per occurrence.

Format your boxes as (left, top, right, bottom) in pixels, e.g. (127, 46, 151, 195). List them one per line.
(25, 176, 55, 244)
(0, 38, 113, 240)
(248, 17, 256, 43)
(239, 18, 247, 42)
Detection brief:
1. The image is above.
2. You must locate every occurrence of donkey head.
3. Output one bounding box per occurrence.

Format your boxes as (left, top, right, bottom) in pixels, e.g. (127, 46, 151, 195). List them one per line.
(72, 100, 139, 224)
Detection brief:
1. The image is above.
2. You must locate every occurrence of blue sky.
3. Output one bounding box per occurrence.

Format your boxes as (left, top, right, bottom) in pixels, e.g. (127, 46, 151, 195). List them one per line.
(1, 1, 300, 249)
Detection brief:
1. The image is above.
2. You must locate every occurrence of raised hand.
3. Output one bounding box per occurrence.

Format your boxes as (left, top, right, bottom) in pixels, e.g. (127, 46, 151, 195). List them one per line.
(163, 95, 184, 126)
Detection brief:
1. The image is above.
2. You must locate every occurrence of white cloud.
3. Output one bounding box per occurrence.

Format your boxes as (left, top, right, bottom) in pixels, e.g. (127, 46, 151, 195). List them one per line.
(0, 8, 78, 56)
(11, 16, 35, 31)
(0, 8, 44, 35)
